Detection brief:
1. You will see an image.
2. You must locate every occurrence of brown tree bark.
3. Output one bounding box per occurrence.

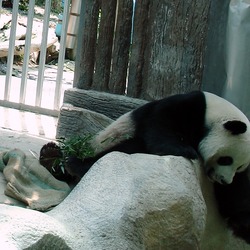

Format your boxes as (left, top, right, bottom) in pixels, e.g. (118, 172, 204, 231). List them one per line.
(109, 0, 133, 94)
(127, 0, 150, 98)
(74, 0, 211, 100)
(128, 0, 211, 100)
(92, 0, 117, 91)
(73, 0, 100, 89)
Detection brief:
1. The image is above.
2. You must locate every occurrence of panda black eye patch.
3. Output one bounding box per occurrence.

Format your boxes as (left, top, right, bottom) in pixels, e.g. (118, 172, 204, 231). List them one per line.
(217, 156, 233, 166)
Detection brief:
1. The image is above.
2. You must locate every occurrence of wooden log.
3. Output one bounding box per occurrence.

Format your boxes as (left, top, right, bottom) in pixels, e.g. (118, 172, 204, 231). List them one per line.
(62, 88, 147, 119)
(56, 103, 113, 139)
(0, 35, 58, 58)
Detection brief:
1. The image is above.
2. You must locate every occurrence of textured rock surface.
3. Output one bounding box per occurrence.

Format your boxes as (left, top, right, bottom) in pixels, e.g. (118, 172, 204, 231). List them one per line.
(56, 103, 113, 139)
(0, 153, 249, 249)
(57, 88, 147, 139)
(49, 153, 206, 250)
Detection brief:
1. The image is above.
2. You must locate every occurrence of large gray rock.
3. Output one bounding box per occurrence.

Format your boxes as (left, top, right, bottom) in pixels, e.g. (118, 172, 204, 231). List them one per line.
(49, 153, 206, 249)
(0, 153, 249, 249)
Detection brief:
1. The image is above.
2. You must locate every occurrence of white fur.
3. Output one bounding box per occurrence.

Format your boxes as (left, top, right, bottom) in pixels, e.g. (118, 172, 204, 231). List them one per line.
(199, 92, 250, 184)
(91, 112, 135, 155)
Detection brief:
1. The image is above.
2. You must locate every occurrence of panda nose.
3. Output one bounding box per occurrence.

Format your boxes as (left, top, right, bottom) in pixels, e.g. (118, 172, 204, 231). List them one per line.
(206, 168, 231, 185)
(219, 179, 228, 185)
(218, 175, 233, 185)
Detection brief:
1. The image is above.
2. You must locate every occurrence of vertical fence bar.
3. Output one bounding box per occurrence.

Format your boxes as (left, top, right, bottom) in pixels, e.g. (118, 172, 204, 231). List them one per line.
(54, 0, 71, 110)
(4, 0, 20, 101)
(0, 0, 3, 18)
(19, 1, 35, 104)
(35, 0, 52, 107)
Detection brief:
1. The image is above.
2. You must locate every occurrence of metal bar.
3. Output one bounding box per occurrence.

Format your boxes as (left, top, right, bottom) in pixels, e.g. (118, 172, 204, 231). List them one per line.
(19, 1, 35, 104)
(0, 99, 59, 117)
(0, 0, 3, 18)
(35, 0, 52, 107)
(54, 0, 71, 110)
(4, 0, 20, 101)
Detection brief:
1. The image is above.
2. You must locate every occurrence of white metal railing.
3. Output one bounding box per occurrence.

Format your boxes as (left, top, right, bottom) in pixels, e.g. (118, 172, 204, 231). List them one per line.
(0, 0, 72, 116)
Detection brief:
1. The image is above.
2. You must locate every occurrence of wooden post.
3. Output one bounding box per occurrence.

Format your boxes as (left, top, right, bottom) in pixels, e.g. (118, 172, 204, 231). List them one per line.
(73, 0, 100, 89)
(92, 0, 117, 91)
(109, 0, 133, 94)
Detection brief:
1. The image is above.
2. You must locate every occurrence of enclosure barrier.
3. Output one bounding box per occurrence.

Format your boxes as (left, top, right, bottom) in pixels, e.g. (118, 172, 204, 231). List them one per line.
(0, 0, 72, 116)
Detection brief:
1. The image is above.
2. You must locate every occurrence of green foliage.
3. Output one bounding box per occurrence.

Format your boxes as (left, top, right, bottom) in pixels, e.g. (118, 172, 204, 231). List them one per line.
(19, 0, 29, 11)
(58, 134, 95, 161)
(35, 0, 45, 5)
(49, 134, 95, 176)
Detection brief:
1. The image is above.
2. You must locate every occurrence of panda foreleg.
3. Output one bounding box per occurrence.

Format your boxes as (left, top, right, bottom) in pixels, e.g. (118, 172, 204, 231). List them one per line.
(65, 137, 147, 181)
(65, 156, 96, 182)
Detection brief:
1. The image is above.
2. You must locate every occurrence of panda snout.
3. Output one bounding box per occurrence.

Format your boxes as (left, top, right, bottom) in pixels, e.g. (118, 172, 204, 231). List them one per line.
(206, 168, 232, 185)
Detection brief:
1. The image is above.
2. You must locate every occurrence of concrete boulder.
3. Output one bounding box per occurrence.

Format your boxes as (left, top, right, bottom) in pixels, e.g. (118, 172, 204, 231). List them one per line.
(0, 153, 249, 249)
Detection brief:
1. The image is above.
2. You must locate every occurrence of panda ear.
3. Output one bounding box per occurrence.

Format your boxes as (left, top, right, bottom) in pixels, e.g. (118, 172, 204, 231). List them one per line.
(223, 120, 247, 135)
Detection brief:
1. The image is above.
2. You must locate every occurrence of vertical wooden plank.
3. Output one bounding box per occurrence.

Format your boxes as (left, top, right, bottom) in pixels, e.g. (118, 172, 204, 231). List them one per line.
(109, 0, 133, 94)
(92, 0, 117, 91)
(127, 0, 150, 98)
(73, 0, 100, 89)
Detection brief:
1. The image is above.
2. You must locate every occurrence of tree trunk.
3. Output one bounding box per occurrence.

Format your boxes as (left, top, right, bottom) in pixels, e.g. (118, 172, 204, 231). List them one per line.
(128, 0, 211, 100)
(92, 0, 117, 91)
(73, 0, 100, 89)
(109, 0, 133, 94)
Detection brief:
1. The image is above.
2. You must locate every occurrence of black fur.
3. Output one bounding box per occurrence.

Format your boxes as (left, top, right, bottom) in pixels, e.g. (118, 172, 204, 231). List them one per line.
(65, 91, 207, 178)
(223, 120, 247, 135)
(214, 168, 250, 243)
(132, 91, 206, 158)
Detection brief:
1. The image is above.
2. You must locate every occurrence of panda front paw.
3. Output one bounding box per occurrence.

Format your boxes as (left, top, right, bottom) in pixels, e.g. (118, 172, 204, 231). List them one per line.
(39, 142, 74, 184)
(65, 156, 94, 181)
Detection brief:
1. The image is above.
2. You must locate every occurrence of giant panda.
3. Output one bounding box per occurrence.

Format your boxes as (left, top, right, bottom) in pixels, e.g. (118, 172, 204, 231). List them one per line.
(66, 91, 250, 185)
(42, 90, 250, 243)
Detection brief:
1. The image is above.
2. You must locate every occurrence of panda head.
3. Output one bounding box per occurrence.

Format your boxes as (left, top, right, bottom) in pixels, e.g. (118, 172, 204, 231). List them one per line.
(198, 92, 250, 185)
